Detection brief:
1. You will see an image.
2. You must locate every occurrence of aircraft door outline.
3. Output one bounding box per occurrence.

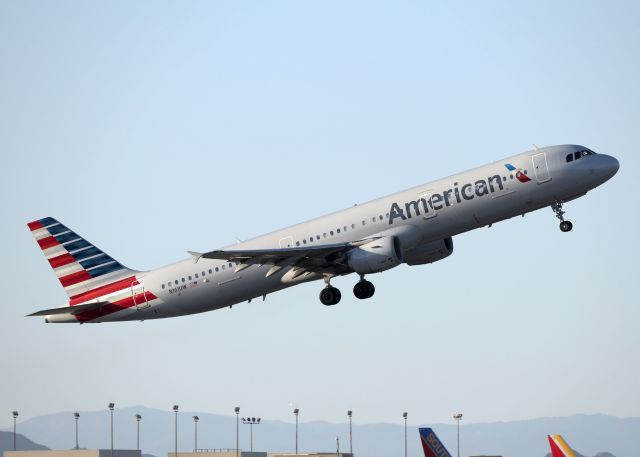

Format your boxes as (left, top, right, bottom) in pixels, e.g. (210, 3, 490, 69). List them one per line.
(532, 152, 551, 183)
(131, 279, 150, 310)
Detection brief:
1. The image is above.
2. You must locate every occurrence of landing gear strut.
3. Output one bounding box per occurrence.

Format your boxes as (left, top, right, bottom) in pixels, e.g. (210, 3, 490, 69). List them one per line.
(319, 275, 341, 306)
(353, 276, 375, 300)
(551, 201, 573, 232)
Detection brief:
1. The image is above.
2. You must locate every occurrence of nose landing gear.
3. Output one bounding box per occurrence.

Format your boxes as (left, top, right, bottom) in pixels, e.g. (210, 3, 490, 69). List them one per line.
(552, 201, 573, 232)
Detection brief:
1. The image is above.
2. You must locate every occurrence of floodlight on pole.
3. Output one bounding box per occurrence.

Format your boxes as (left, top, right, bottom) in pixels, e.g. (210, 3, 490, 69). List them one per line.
(135, 414, 142, 451)
(74, 412, 80, 449)
(242, 416, 262, 452)
(293, 408, 300, 454)
(235, 407, 240, 457)
(453, 413, 463, 457)
(108, 403, 115, 457)
(193, 416, 199, 451)
(12, 411, 18, 451)
(173, 405, 179, 457)
(402, 412, 408, 457)
(347, 411, 352, 456)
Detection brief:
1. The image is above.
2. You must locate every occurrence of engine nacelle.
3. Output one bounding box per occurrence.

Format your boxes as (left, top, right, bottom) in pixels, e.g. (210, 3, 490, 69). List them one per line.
(347, 236, 404, 275)
(403, 237, 454, 265)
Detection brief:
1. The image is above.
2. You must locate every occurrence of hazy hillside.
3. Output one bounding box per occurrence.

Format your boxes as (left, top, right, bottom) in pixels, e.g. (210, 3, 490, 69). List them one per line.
(0, 430, 48, 453)
(3, 409, 638, 457)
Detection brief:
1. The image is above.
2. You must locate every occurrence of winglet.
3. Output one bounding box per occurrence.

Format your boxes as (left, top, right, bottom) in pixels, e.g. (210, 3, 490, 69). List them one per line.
(187, 251, 203, 264)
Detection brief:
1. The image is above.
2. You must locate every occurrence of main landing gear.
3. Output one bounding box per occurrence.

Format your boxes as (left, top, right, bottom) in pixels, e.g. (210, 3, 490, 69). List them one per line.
(319, 275, 376, 305)
(551, 201, 573, 232)
(353, 276, 375, 300)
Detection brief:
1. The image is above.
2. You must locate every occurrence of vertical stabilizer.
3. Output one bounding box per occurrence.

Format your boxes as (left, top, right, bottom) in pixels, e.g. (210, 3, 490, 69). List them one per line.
(419, 428, 452, 457)
(547, 435, 577, 457)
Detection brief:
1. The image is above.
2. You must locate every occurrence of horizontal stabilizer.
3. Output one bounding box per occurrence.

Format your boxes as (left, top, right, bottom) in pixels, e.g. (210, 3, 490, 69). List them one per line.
(27, 301, 111, 317)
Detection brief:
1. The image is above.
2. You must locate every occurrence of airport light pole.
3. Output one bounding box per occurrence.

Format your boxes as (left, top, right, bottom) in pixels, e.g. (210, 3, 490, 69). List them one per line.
(173, 405, 179, 457)
(193, 416, 199, 451)
(242, 417, 261, 452)
(235, 407, 240, 457)
(108, 403, 115, 457)
(453, 413, 463, 457)
(74, 412, 80, 449)
(402, 412, 408, 457)
(347, 411, 353, 456)
(12, 411, 18, 451)
(293, 408, 299, 454)
(135, 414, 142, 451)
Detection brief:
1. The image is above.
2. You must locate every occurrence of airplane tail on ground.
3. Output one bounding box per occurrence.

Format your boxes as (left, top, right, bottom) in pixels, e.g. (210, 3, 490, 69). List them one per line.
(27, 217, 137, 299)
(548, 435, 577, 457)
(419, 427, 452, 457)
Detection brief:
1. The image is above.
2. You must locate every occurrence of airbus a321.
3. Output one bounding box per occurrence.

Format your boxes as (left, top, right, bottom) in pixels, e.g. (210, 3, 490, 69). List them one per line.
(27, 144, 619, 323)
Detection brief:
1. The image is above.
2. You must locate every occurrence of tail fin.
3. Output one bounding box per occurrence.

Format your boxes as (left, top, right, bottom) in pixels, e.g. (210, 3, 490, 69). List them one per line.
(27, 217, 136, 298)
(547, 435, 577, 457)
(419, 428, 452, 457)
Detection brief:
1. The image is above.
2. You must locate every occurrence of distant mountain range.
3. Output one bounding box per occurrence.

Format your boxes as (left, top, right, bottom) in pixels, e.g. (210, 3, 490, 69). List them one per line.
(0, 430, 48, 453)
(3, 409, 638, 457)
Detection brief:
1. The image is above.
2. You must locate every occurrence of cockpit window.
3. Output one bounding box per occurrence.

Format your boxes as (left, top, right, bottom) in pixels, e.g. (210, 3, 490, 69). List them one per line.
(569, 149, 597, 162)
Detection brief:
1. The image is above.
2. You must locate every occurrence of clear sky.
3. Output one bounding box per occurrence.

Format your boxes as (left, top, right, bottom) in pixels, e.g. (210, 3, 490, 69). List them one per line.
(1, 0, 638, 429)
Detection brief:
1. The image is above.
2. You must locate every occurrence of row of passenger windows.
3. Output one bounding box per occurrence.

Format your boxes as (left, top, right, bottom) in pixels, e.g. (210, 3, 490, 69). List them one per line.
(293, 214, 390, 247)
(161, 262, 236, 289)
(566, 149, 596, 163)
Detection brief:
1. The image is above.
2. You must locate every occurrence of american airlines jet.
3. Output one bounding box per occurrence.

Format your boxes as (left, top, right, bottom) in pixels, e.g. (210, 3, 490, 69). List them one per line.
(27, 144, 619, 323)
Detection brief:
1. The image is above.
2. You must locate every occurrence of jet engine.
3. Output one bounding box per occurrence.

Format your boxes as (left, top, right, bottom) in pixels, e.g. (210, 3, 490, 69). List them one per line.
(347, 236, 404, 275)
(403, 237, 453, 265)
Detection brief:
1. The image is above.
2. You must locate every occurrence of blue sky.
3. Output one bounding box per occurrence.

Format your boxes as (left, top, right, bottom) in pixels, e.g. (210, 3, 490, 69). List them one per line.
(1, 0, 638, 430)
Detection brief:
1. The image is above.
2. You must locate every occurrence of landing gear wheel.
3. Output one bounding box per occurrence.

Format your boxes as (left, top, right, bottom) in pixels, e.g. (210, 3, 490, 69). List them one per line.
(320, 286, 342, 306)
(551, 201, 573, 233)
(559, 220, 573, 232)
(353, 280, 375, 299)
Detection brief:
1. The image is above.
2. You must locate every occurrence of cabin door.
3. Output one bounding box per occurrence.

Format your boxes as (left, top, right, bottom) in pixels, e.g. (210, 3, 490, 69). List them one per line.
(532, 152, 551, 183)
(131, 279, 150, 310)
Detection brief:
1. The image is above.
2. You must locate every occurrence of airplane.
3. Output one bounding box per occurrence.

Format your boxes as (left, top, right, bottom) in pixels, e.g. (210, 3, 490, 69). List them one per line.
(548, 434, 577, 457)
(26, 144, 619, 323)
(419, 427, 452, 457)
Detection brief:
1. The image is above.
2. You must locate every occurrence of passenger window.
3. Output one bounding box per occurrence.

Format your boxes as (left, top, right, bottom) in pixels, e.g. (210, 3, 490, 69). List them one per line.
(372, 217, 376, 222)
(215, 267, 219, 272)
(202, 271, 206, 276)
(175, 280, 178, 285)
(362, 221, 365, 226)
(222, 265, 225, 270)
(379, 215, 383, 220)
(566, 154, 573, 163)
(209, 269, 212, 274)
(337, 228, 341, 233)
(351, 223, 355, 229)
(316, 235, 320, 240)
(309, 237, 313, 243)
(330, 230, 334, 236)
(303, 239, 307, 244)
(296, 241, 300, 246)
(162, 284, 165, 289)
(195, 273, 199, 279)
(167, 282, 171, 287)
(188, 276, 192, 280)
(323, 233, 327, 238)
(343, 226, 347, 231)
(229, 263, 232, 268)
(182, 278, 186, 283)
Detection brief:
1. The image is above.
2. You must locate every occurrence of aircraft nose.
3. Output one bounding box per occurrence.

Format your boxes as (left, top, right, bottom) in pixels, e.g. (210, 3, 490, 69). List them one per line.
(602, 154, 620, 179)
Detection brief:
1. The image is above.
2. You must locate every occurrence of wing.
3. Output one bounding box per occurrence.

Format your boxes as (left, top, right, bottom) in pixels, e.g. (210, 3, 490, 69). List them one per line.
(27, 301, 111, 317)
(189, 239, 374, 278)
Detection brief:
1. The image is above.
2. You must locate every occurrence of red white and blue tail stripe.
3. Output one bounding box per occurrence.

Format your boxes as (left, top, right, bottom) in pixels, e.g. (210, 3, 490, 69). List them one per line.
(27, 217, 137, 298)
(419, 428, 452, 457)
